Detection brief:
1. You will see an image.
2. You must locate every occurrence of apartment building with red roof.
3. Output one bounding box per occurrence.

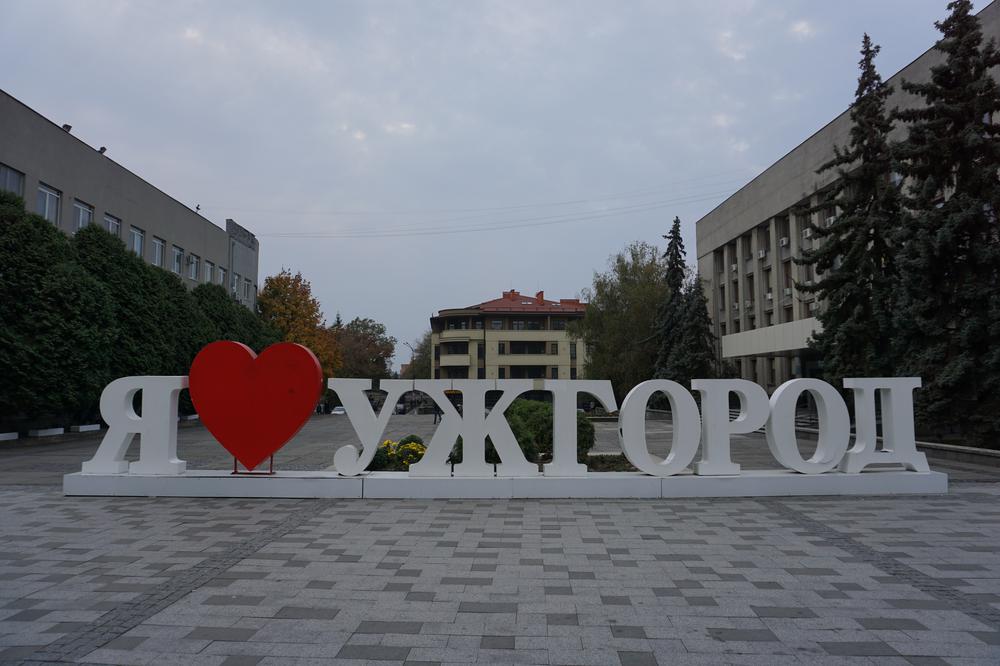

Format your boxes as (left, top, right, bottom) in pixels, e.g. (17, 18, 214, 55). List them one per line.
(430, 289, 587, 381)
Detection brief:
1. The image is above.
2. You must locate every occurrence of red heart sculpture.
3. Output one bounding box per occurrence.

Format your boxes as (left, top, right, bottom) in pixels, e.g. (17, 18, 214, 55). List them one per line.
(189, 341, 323, 471)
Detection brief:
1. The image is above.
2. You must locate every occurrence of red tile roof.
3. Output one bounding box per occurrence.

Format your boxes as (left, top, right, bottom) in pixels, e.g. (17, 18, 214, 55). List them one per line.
(465, 290, 586, 314)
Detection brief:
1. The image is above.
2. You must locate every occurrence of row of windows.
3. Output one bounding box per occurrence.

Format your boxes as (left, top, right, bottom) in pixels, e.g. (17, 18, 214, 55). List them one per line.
(443, 318, 571, 331)
(1, 163, 256, 302)
(432, 367, 578, 380)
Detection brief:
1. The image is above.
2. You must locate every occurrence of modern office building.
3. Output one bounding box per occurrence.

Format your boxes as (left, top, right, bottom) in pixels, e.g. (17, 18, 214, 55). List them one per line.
(430, 290, 587, 381)
(0, 89, 260, 309)
(694, 0, 1000, 390)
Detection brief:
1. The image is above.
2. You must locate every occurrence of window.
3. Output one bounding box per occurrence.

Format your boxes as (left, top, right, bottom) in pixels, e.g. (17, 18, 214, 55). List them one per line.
(0, 163, 24, 197)
(129, 226, 144, 256)
(172, 246, 184, 274)
(498, 342, 506, 355)
(104, 214, 121, 237)
(36, 184, 60, 225)
(218, 267, 226, 286)
(477, 368, 486, 379)
(552, 319, 566, 330)
(188, 254, 200, 280)
(152, 237, 165, 267)
(243, 278, 252, 300)
(434, 345, 440, 360)
(204, 261, 214, 283)
(232, 272, 240, 295)
(570, 367, 577, 380)
(72, 200, 93, 232)
(474, 320, 483, 330)
(570, 342, 577, 360)
(512, 320, 525, 331)
(550, 342, 558, 355)
(491, 320, 502, 330)
(550, 367, 558, 379)
(498, 367, 506, 379)
(477, 343, 485, 360)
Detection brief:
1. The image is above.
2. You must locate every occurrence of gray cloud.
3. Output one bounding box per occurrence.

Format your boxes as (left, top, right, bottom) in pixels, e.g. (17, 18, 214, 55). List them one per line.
(0, 0, 975, 365)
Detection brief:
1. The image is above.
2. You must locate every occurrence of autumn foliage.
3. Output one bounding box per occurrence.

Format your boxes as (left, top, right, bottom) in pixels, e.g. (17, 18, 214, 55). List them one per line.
(258, 269, 342, 378)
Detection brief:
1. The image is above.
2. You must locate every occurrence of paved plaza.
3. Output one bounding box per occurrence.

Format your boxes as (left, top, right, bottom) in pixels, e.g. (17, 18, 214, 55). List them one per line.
(1, 414, 999, 665)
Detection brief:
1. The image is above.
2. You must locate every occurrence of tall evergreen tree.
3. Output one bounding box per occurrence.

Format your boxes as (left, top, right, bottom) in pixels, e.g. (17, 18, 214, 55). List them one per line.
(796, 34, 901, 383)
(891, 0, 1000, 443)
(652, 217, 719, 383)
(657, 277, 718, 382)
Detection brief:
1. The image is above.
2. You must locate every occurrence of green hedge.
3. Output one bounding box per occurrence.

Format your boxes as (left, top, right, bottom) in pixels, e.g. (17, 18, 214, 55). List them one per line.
(0, 192, 279, 431)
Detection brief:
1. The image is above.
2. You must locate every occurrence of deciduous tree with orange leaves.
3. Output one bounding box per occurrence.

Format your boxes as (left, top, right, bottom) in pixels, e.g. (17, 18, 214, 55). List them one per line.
(258, 269, 342, 378)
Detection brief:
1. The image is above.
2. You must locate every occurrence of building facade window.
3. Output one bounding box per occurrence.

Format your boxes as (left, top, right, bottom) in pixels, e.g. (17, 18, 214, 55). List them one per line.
(152, 237, 165, 267)
(550, 367, 558, 379)
(477, 367, 486, 379)
(129, 226, 144, 256)
(232, 272, 240, 295)
(188, 254, 200, 280)
(550, 342, 558, 355)
(498, 342, 506, 355)
(72, 200, 94, 232)
(551, 318, 567, 330)
(0, 163, 25, 197)
(498, 367, 506, 379)
(104, 214, 121, 237)
(570, 342, 577, 360)
(570, 367, 577, 379)
(512, 320, 525, 330)
(36, 184, 60, 225)
(218, 267, 227, 287)
(243, 278, 252, 301)
(491, 319, 502, 330)
(172, 246, 184, 274)
(204, 261, 214, 283)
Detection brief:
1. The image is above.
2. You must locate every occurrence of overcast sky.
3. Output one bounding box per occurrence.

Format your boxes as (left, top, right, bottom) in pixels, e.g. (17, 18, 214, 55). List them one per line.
(1, 1, 985, 367)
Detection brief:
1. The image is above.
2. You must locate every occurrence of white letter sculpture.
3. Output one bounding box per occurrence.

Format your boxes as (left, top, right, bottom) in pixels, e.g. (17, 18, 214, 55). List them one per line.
(81, 376, 188, 475)
(331, 378, 414, 476)
(408, 380, 538, 477)
(691, 379, 770, 475)
(766, 379, 851, 473)
(542, 380, 618, 476)
(619, 380, 701, 476)
(840, 377, 929, 473)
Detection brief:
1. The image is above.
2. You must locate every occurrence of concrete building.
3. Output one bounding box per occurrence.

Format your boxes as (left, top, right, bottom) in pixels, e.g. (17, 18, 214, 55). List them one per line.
(694, 0, 1000, 390)
(430, 290, 587, 381)
(0, 89, 260, 309)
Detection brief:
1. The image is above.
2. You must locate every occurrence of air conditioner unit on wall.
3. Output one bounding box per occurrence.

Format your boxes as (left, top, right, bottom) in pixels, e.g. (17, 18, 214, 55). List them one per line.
(732, 302, 739, 310)
(779, 237, 789, 247)
(730, 263, 738, 272)
(758, 249, 767, 259)
(803, 228, 813, 239)
(765, 292, 773, 300)
(745, 300, 752, 309)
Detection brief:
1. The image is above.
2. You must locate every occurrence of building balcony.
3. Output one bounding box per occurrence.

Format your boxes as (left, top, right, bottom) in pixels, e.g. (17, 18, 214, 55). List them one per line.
(439, 354, 471, 367)
(499, 354, 558, 365)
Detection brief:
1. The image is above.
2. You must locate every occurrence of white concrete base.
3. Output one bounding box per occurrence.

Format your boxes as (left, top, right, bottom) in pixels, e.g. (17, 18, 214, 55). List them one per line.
(64, 470, 362, 498)
(70, 424, 101, 433)
(28, 427, 64, 437)
(64, 469, 947, 498)
(0, 432, 17, 442)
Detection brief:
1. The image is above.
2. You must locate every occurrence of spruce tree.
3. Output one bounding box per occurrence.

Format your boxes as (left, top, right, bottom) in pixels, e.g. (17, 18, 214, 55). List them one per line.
(891, 0, 1000, 443)
(658, 277, 718, 382)
(653, 217, 718, 382)
(796, 34, 900, 383)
